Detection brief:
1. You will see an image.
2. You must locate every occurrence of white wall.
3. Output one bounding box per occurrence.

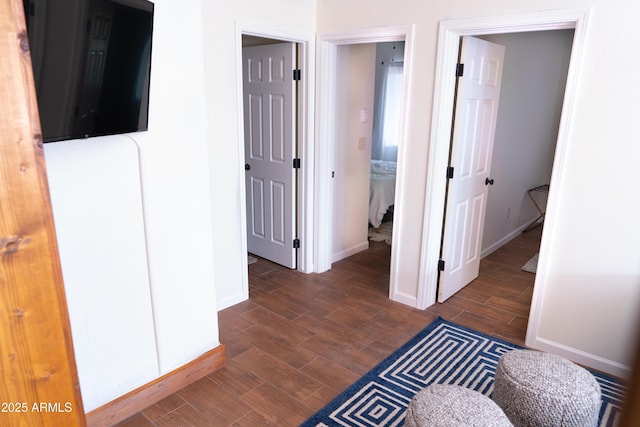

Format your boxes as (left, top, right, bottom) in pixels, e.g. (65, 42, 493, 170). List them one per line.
(317, 0, 640, 377)
(46, 138, 159, 411)
(45, 0, 220, 410)
(332, 44, 376, 262)
(139, 0, 218, 375)
(479, 30, 573, 255)
(200, 0, 316, 309)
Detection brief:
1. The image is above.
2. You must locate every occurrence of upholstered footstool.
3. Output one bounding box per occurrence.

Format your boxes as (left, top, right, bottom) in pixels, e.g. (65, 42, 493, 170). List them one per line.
(404, 384, 513, 427)
(492, 350, 601, 426)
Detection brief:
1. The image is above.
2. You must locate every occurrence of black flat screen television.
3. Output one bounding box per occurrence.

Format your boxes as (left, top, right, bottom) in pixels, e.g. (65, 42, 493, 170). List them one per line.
(23, 0, 154, 143)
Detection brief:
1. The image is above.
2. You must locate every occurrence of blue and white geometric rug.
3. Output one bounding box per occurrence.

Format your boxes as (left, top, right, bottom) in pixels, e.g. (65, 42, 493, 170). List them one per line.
(301, 317, 626, 427)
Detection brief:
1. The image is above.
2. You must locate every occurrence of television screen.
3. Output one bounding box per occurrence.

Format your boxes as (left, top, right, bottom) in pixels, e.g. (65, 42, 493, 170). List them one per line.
(23, 0, 154, 143)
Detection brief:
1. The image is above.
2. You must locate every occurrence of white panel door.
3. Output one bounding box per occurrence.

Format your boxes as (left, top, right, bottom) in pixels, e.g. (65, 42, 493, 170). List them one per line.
(438, 36, 505, 302)
(243, 43, 297, 269)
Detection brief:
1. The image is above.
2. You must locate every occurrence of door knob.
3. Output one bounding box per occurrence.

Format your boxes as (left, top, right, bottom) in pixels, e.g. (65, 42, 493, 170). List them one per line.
(245, 163, 251, 171)
(485, 177, 494, 186)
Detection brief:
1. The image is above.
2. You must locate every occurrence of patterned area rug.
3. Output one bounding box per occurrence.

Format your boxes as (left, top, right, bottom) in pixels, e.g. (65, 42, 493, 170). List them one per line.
(301, 317, 625, 427)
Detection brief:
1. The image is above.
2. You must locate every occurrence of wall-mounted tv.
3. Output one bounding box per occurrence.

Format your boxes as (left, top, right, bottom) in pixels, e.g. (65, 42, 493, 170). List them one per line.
(23, 0, 154, 143)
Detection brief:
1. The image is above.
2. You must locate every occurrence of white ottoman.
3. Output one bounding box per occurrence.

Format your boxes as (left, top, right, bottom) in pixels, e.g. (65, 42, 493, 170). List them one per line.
(492, 350, 601, 426)
(404, 384, 513, 427)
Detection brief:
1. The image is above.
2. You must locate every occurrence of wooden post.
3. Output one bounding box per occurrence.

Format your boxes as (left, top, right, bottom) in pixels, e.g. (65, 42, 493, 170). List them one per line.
(0, 1, 85, 425)
(621, 338, 640, 427)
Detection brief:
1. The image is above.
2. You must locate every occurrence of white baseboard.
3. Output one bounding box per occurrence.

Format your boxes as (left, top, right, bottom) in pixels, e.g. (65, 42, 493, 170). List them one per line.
(481, 220, 536, 259)
(216, 291, 248, 312)
(526, 336, 631, 379)
(389, 290, 418, 308)
(332, 241, 369, 263)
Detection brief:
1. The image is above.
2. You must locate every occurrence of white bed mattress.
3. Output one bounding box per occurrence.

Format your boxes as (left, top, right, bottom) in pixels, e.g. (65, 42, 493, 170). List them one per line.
(369, 160, 396, 228)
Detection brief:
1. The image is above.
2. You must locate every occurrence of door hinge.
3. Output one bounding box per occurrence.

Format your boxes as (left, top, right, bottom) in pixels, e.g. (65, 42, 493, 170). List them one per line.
(446, 166, 454, 179)
(293, 238, 300, 249)
(293, 158, 301, 169)
(438, 259, 445, 271)
(293, 69, 301, 81)
(455, 63, 464, 77)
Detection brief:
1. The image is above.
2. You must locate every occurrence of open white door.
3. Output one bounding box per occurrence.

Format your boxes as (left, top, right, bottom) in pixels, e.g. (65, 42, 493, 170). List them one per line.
(242, 42, 297, 269)
(438, 36, 505, 302)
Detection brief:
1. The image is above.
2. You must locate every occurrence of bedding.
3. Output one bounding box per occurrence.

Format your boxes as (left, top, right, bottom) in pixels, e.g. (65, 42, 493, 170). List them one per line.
(369, 160, 396, 228)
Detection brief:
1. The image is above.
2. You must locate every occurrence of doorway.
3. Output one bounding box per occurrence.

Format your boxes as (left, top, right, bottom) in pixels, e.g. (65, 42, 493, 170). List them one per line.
(475, 29, 572, 276)
(241, 37, 298, 269)
(438, 30, 574, 302)
(227, 25, 314, 310)
(315, 24, 415, 306)
(331, 41, 405, 266)
(417, 9, 590, 350)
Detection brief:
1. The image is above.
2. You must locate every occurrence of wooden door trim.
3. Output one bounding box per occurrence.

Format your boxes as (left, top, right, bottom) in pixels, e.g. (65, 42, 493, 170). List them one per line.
(0, 1, 85, 425)
(86, 345, 225, 426)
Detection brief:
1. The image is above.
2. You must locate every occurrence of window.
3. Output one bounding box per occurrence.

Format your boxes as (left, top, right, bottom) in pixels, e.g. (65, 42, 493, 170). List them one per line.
(372, 42, 404, 162)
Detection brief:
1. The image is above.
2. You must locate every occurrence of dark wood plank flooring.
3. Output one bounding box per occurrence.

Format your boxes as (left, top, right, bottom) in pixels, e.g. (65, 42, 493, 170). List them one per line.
(116, 228, 541, 426)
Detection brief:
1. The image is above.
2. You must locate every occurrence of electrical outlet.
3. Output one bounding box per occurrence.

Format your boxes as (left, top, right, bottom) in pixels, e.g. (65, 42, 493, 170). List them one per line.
(506, 207, 511, 218)
(358, 137, 366, 150)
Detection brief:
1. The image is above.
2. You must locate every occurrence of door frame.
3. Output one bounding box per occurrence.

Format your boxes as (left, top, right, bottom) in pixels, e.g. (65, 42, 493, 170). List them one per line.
(417, 10, 590, 318)
(234, 21, 315, 285)
(315, 25, 415, 306)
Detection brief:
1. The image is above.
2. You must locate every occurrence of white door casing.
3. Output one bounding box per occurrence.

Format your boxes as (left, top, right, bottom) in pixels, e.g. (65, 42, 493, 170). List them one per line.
(438, 36, 505, 302)
(242, 42, 297, 269)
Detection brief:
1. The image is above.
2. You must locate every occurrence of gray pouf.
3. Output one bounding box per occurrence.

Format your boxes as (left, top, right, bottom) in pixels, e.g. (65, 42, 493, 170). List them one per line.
(404, 384, 513, 427)
(492, 350, 601, 427)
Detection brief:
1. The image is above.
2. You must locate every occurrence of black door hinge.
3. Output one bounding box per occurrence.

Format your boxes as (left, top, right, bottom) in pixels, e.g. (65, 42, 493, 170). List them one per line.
(438, 259, 445, 271)
(293, 238, 300, 249)
(293, 158, 301, 169)
(446, 166, 454, 179)
(293, 69, 301, 81)
(456, 63, 464, 77)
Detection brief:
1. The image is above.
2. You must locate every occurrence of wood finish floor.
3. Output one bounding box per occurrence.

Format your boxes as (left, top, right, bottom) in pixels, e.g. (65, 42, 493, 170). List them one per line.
(116, 228, 541, 426)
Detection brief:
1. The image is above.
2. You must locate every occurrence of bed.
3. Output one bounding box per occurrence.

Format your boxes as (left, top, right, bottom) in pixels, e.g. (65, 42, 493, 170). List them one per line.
(369, 160, 396, 229)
